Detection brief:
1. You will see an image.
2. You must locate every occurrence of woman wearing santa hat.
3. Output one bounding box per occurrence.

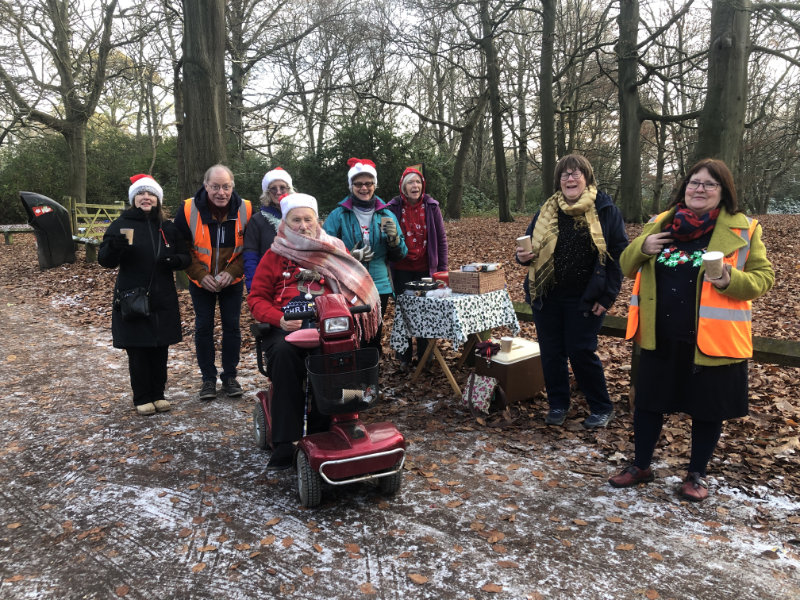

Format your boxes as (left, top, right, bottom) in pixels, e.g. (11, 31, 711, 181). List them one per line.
(243, 167, 295, 291)
(387, 166, 449, 368)
(99, 174, 191, 416)
(248, 193, 380, 469)
(322, 158, 407, 352)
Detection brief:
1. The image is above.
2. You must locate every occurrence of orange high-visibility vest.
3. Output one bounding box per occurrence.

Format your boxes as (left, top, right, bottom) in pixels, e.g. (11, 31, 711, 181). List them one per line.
(183, 198, 251, 286)
(626, 213, 758, 359)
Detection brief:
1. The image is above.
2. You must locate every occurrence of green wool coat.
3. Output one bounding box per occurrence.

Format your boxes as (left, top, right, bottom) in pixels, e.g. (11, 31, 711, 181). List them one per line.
(620, 207, 774, 367)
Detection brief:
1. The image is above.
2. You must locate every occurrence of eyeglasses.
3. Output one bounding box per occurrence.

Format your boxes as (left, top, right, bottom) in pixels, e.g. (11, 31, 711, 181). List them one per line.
(559, 170, 584, 181)
(686, 180, 720, 191)
(268, 185, 289, 194)
(207, 183, 233, 192)
(352, 181, 375, 189)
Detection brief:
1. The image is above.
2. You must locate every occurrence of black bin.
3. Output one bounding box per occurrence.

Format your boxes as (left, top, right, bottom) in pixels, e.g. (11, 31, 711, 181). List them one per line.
(19, 191, 75, 270)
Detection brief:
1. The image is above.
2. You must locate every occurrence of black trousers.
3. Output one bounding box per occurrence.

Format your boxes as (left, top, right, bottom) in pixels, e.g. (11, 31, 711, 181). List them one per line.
(264, 329, 329, 444)
(126, 346, 169, 406)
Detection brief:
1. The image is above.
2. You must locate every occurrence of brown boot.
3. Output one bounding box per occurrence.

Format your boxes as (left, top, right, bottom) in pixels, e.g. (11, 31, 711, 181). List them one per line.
(679, 472, 709, 502)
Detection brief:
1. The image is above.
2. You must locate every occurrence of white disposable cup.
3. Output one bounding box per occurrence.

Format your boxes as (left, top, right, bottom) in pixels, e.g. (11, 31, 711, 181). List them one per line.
(500, 336, 513, 353)
(702, 251, 724, 279)
(120, 228, 134, 245)
(421, 277, 433, 283)
(516, 235, 532, 253)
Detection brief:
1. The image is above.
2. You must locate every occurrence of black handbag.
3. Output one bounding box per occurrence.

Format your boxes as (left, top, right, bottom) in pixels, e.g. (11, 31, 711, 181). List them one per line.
(117, 287, 151, 321)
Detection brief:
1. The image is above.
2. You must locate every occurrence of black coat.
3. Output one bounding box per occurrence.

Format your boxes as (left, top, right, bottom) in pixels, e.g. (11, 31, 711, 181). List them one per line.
(98, 207, 191, 349)
(519, 191, 629, 312)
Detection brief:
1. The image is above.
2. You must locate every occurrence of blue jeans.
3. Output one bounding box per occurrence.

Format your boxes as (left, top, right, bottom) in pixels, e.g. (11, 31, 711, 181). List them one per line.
(189, 281, 243, 381)
(532, 295, 612, 414)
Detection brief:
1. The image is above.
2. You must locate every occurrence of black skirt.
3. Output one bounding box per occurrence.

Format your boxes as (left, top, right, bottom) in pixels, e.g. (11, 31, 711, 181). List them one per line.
(635, 338, 748, 421)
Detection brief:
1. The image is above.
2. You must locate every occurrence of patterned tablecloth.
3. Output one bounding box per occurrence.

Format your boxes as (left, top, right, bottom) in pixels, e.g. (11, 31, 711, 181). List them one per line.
(389, 289, 521, 354)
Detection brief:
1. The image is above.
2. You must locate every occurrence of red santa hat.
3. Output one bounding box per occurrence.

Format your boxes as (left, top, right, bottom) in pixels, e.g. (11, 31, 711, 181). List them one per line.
(280, 193, 318, 220)
(261, 167, 293, 193)
(128, 174, 163, 205)
(347, 157, 378, 189)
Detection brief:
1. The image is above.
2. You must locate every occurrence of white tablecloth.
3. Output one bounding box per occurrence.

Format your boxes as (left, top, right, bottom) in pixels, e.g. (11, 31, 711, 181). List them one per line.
(389, 289, 520, 354)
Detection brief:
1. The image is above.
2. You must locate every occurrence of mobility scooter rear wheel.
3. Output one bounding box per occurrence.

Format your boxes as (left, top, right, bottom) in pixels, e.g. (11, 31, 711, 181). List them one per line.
(253, 402, 270, 450)
(297, 450, 322, 508)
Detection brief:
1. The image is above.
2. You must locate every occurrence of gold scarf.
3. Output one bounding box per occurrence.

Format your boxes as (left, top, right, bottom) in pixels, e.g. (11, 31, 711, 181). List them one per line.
(527, 185, 608, 300)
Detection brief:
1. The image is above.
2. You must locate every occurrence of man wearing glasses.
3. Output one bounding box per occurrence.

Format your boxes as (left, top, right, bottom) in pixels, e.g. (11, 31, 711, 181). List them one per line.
(243, 167, 294, 291)
(175, 164, 253, 401)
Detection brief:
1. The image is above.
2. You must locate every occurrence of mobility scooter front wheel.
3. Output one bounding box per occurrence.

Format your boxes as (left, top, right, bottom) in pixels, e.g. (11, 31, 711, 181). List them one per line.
(378, 467, 403, 495)
(297, 450, 322, 508)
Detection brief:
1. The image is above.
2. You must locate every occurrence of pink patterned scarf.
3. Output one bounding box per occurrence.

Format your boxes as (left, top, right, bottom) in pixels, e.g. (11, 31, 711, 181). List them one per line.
(271, 222, 381, 340)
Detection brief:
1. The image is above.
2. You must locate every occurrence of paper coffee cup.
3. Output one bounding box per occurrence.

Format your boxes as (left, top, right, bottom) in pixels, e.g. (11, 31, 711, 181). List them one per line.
(120, 228, 134, 245)
(421, 277, 433, 283)
(702, 251, 724, 279)
(381, 216, 393, 230)
(516, 235, 532, 253)
(500, 336, 513, 353)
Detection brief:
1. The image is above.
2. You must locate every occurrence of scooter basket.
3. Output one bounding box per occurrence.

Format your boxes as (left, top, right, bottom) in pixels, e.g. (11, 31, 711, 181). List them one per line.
(306, 348, 380, 415)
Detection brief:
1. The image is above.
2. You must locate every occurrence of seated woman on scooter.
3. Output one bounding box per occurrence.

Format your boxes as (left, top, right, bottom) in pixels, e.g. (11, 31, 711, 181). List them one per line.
(247, 193, 381, 470)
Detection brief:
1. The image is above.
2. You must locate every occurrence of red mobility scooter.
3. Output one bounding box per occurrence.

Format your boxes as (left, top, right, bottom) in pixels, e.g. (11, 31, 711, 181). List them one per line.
(251, 292, 406, 508)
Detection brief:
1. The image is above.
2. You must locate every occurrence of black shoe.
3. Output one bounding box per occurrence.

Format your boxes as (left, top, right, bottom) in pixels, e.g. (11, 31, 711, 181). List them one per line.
(221, 377, 243, 397)
(267, 443, 294, 471)
(583, 410, 615, 429)
(199, 380, 217, 401)
(545, 407, 569, 426)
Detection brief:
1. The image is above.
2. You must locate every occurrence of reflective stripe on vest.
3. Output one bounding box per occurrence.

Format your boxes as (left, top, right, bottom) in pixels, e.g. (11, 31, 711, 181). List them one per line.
(183, 198, 252, 284)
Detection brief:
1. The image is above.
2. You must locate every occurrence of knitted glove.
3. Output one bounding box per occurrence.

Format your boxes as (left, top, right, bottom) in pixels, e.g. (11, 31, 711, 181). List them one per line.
(382, 218, 399, 247)
(109, 233, 129, 251)
(351, 243, 374, 263)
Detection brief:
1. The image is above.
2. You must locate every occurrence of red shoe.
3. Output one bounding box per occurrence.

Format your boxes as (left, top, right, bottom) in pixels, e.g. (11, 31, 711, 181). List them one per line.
(679, 472, 708, 502)
(608, 465, 654, 488)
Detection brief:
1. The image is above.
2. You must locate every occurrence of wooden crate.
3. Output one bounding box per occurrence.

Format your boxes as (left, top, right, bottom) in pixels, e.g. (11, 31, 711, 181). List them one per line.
(449, 268, 506, 294)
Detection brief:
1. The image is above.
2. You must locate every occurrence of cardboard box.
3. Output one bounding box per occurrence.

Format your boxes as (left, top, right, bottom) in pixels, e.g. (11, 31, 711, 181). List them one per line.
(449, 268, 506, 294)
(474, 338, 544, 403)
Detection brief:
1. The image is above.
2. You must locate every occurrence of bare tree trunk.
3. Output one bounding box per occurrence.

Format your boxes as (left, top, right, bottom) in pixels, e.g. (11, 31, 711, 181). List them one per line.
(694, 0, 751, 169)
(539, 0, 556, 198)
(617, 0, 644, 223)
(480, 0, 512, 222)
(447, 96, 488, 221)
(181, 0, 228, 197)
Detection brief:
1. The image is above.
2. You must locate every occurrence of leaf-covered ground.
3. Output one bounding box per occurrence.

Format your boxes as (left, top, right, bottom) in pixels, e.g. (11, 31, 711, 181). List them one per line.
(1, 215, 799, 599)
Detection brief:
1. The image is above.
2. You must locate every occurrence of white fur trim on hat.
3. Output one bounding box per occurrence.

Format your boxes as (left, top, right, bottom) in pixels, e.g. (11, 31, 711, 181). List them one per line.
(261, 167, 293, 193)
(280, 193, 318, 220)
(347, 157, 378, 189)
(128, 174, 163, 205)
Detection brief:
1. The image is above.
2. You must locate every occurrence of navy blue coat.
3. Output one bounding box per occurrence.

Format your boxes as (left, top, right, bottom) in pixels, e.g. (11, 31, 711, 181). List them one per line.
(519, 191, 628, 312)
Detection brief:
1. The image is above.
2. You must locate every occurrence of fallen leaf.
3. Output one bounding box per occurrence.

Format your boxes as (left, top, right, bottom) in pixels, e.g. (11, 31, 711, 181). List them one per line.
(191, 562, 206, 573)
(497, 560, 519, 568)
(606, 516, 623, 524)
(648, 552, 663, 561)
(645, 589, 660, 599)
(408, 573, 428, 584)
(616, 543, 635, 551)
(572, 519, 588, 526)
(265, 517, 281, 526)
(301, 566, 314, 576)
(360, 582, 377, 594)
(482, 583, 503, 592)
(345, 543, 361, 554)
(115, 584, 129, 596)
(7, 522, 22, 529)
(197, 545, 217, 552)
(313, 543, 323, 553)
(282, 536, 294, 548)
(260, 535, 275, 546)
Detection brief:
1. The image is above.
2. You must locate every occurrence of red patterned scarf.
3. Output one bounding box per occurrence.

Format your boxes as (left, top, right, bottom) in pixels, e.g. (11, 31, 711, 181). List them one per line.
(271, 222, 381, 340)
(665, 204, 720, 241)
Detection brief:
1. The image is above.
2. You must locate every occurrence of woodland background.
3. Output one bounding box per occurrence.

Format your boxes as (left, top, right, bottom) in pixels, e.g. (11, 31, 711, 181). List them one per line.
(0, 0, 799, 225)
